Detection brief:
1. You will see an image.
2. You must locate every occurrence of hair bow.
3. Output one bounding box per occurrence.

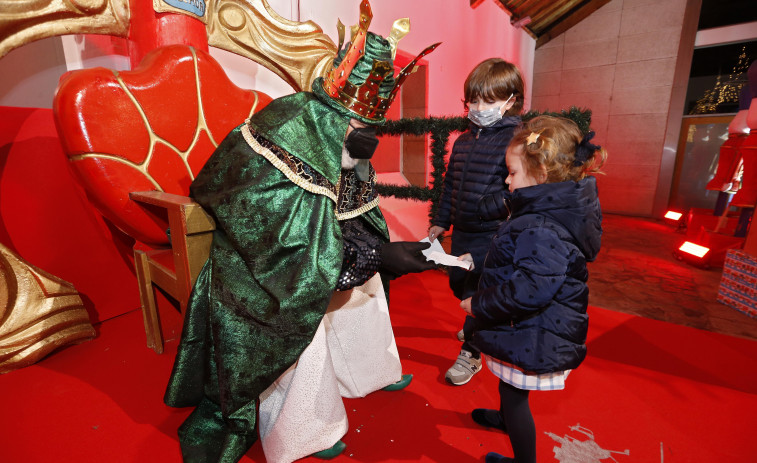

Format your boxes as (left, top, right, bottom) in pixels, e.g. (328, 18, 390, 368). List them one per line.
(574, 131, 600, 167)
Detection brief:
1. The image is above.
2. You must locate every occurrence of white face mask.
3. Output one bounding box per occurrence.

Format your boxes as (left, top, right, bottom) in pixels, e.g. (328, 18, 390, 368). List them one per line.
(467, 93, 514, 127)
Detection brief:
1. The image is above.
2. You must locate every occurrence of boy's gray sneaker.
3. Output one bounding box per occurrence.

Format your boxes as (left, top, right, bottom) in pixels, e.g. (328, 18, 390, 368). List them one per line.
(445, 349, 481, 385)
(456, 329, 465, 341)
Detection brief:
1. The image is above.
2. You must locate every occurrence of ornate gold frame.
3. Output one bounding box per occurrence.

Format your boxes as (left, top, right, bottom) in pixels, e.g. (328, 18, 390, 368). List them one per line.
(0, 244, 95, 374)
(0, 0, 337, 91)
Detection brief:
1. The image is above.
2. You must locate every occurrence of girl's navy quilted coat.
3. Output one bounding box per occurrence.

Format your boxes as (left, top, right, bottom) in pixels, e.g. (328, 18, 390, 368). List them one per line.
(469, 176, 602, 374)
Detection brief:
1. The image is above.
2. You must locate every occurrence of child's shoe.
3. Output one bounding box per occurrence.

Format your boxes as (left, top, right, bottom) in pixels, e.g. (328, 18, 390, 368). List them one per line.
(456, 329, 465, 341)
(485, 452, 514, 463)
(444, 349, 481, 385)
(472, 408, 507, 432)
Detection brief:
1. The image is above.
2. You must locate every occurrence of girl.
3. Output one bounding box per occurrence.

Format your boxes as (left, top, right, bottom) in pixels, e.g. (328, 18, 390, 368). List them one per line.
(460, 115, 606, 463)
(428, 58, 525, 386)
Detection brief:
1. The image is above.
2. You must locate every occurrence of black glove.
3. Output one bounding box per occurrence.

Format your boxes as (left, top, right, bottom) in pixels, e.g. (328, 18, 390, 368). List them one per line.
(380, 241, 436, 279)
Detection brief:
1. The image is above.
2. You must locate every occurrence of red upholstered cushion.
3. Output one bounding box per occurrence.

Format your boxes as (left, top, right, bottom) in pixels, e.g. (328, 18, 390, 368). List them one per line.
(53, 45, 273, 245)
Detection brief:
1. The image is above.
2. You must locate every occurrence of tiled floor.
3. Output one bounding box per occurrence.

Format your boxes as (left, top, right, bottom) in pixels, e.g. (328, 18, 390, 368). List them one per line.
(588, 213, 757, 341)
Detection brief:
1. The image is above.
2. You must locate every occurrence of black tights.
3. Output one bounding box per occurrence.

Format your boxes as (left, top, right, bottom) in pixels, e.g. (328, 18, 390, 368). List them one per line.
(498, 380, 536, 463)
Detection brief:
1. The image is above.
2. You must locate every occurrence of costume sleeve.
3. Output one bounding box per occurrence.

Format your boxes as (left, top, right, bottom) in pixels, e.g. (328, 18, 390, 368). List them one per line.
(168, 128, 344, 453)
(191, 128, 343, 319)
(472, 226, 569, 324)
(336, 218, 382, 291)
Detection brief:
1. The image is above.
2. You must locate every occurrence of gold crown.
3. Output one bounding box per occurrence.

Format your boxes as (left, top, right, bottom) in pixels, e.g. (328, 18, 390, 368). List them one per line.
(321, 0, 440, 122)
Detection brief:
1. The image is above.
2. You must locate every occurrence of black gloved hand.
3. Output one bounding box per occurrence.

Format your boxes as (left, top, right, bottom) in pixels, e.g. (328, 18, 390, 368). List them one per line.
(380, 241, 436, 279)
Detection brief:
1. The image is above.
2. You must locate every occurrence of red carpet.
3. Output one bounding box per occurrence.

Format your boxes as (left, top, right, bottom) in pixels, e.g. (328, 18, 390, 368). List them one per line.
(1, 270, 756, 462)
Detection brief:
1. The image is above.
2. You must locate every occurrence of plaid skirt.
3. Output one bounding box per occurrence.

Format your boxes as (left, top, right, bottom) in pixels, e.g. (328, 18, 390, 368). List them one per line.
(485, 355, 570, 391)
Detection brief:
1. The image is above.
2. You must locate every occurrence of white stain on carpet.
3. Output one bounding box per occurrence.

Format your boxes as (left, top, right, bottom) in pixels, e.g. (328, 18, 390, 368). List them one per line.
(546, 424, 631, 462)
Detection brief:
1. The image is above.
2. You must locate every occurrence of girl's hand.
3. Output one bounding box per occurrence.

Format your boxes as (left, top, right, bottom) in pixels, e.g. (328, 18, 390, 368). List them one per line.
(458, 253, 474, 271)
(428, 225, 445, 242)
(460, 297, 473, 315)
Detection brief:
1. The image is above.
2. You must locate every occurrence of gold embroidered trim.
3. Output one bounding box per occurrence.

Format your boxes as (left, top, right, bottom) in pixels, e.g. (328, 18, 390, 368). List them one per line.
(336, 197, 379, 220)
(241, 122, 379, 220)
(241, 123, 338, 203)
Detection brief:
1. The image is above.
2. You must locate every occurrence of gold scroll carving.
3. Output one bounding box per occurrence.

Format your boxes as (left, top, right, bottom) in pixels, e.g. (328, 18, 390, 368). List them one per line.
(0, 243, 96, 374)
(0, 0, 130, 59)
(206, 0, 337, 91)
(0, 0, 336, 92)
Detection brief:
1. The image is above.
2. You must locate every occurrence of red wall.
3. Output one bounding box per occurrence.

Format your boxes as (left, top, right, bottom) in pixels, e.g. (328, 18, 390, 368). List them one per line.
(1, 106, 144, 324)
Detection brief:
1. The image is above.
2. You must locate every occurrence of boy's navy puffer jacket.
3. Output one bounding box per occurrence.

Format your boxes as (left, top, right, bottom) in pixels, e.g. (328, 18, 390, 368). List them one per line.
(469, 176, 602, 374)
(432, 116, 521, 232)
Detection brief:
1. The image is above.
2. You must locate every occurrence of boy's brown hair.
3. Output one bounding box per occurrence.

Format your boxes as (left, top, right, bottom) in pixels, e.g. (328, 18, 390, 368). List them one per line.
(510, 115, 607, 182)
(464, 58, 525, 115)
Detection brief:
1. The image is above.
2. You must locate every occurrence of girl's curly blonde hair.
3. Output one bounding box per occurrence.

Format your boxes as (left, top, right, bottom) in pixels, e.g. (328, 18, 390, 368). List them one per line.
(510, 115, 607, 183)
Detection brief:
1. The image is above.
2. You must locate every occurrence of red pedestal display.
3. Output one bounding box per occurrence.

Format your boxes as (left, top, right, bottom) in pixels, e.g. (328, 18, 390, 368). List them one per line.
(675, 226, 744, 268)
(685, 207, 740, 235)
(673, 208, 744, 268)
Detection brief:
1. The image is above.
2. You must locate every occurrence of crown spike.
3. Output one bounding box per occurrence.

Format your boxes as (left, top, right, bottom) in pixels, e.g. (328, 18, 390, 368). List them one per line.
(318, 0, 440, 122)
(387, 18, 410, 60)
(386, 42, 441, 107)
(324, 0, 372, 98)
(336, 19, 346, 51)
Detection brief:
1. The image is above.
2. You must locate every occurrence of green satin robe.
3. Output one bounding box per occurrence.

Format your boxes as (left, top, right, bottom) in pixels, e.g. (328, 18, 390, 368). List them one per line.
(164, 92, 389, 462)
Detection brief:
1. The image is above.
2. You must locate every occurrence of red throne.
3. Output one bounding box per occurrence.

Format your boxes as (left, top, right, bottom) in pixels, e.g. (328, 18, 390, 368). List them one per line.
(53, 45, 273, 353)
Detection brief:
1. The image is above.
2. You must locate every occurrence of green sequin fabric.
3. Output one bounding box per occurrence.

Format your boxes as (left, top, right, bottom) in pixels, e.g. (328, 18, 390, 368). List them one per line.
(164, 91, 388, 462)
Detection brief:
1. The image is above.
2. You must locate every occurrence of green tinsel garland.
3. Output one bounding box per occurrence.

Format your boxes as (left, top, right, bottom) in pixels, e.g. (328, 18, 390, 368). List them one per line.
(375, 106, 592, 222)
(522, 106, 593, 135)
(376, 116, 468, 220)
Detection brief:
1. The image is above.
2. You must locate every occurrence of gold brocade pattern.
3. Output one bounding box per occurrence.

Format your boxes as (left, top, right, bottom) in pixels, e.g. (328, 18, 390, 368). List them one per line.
(0, 243, 95, 374)
(242, 124, 339, 201)
(336, 169, 380, 221)
(241, 124, 379, 221)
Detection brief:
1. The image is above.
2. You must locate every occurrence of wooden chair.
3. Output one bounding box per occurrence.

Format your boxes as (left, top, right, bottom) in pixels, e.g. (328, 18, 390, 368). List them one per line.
(53, 44, 272, 353)
(130, 191, 216, 353)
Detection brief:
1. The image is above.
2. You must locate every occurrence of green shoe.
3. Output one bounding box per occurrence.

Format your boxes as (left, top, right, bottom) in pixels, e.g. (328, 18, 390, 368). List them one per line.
(312, 440, 346, 459)
(382, 373, 413, 391)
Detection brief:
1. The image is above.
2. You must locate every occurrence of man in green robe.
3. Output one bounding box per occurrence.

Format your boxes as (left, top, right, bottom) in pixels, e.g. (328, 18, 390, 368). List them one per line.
(164, 5, 438, 461)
